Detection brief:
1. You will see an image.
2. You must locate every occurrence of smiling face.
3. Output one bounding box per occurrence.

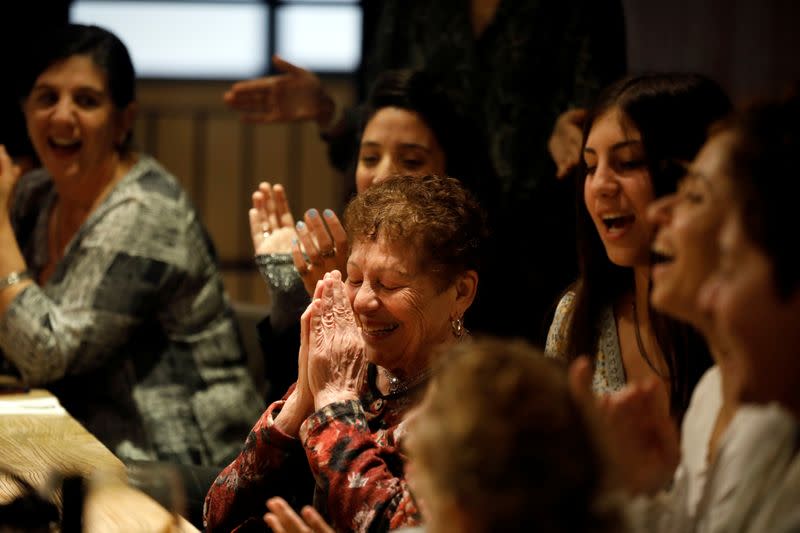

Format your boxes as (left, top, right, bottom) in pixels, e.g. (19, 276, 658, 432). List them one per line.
(355, 107, 447, 193)
(649, 133, 734, 330)
(699, 214, 800, 406)
(24, 54, 131, 187)
(583, 108, 655, 267)
(344, 236, 461, 375)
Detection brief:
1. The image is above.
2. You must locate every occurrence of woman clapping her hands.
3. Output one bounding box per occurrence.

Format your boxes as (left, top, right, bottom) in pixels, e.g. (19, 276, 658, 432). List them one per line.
(205, 174, 486, 532)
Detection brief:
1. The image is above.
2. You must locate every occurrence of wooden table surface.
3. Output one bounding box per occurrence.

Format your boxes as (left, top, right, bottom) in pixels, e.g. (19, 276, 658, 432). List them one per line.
(0, 385, 199, 532)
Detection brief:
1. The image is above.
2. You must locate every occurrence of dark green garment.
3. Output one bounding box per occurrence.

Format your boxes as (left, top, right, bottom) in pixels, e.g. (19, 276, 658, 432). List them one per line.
(331, 0, 627, 343)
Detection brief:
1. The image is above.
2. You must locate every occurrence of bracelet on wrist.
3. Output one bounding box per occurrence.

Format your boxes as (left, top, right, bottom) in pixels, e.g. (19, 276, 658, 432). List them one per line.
(0, 270, 31, 292)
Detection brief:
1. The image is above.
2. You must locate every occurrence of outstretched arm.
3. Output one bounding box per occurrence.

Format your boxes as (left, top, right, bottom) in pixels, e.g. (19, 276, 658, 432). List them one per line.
(224, 55, 337, 129)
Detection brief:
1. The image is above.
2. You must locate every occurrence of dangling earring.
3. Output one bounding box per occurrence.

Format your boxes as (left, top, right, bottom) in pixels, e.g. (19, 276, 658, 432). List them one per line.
(451, 316, 464, 339)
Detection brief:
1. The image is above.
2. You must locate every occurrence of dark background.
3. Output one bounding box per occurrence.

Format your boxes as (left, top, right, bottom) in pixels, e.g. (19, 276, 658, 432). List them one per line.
(3, 0, 799, 158)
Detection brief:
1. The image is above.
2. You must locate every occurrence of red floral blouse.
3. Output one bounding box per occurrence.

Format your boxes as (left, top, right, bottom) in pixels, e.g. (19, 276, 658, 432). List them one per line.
(203, 364, 424, 532)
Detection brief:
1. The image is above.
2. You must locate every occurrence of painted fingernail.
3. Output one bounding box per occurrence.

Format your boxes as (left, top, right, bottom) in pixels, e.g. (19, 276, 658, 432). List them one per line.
(296, 221, 305, 230)
(308, 208, 318, 218)
(323, 209, 334, 218)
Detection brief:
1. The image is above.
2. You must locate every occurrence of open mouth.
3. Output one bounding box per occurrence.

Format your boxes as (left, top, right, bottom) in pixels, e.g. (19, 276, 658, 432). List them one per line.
(650, 246, 674, 266)
(361, 323, 399, 339)
(48, 137, 82, 155)
(601, 213, 635, 232)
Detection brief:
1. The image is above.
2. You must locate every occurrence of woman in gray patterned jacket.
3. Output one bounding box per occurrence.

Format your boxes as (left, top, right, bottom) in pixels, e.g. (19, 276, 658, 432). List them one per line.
(0, 23, 264, 466)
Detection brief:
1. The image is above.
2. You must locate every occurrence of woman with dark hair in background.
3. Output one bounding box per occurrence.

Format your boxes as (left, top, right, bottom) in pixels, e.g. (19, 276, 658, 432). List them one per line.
(249, 68, 489, 402)
(0, 24, 264, 466)
(546, 73, 730, 435)
(225, 0, 628, 344)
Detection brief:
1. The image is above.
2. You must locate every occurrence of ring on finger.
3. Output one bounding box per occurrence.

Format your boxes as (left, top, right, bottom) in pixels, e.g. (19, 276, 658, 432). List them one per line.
(320, 248, 336, 258)
(296, 261, 310, 276)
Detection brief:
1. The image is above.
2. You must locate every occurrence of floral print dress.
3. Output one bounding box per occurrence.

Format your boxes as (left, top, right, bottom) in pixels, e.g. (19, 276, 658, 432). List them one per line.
(204, 364, 425, 532)
(544, 291, 626, 393)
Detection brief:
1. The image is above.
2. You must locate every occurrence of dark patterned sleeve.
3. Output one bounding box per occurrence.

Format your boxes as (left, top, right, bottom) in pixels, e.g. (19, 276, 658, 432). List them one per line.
(0, 198, 166, 384)
(301, 400, 422, 532)
(204, 393, 315, 532)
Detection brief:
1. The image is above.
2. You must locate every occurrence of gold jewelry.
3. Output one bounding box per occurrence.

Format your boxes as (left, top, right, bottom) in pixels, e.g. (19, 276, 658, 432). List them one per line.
(451, 317, 465, 339)
(381, 366, 434, 395)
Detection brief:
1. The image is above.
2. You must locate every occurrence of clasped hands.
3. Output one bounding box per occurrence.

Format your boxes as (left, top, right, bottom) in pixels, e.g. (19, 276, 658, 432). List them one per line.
(278, 270, 366, 437)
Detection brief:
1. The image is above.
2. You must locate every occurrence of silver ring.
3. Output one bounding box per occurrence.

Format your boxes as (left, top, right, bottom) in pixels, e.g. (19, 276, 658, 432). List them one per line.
(320, 248, 336, 258)
(262, 230, 271, 239)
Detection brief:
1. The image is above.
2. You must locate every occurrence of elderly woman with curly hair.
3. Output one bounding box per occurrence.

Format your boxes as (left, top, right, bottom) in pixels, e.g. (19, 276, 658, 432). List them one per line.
(204, 174, 487, 532)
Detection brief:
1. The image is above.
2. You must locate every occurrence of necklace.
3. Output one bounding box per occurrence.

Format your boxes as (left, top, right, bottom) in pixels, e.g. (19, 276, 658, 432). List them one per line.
(381, 366, 434, 396)
(631, 299, 667, 379)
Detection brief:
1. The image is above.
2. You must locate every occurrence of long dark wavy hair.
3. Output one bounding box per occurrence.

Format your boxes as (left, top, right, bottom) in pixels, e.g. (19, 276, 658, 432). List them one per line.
(565, 73, 731, 419)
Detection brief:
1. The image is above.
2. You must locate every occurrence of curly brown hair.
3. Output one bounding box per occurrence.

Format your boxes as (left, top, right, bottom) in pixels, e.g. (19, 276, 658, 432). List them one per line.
(343, 174, 488, 291)
(406, 337, 619, 533)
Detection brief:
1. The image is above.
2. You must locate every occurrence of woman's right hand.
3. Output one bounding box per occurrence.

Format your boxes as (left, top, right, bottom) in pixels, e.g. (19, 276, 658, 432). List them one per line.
(250, 181, 296, 255)
(264, 497, 334, 533)
(307, 271, 365, 410)
(548, 108, 587, 179)
(275, 279, 326, 437)
(569, 357, 679, 495)
(0, 146, 21, 215)
(223, 55, 335, 129)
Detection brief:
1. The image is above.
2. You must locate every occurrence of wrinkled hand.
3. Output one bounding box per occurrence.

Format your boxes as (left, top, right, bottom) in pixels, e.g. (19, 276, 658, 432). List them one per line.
(0, 146, 22, 215)
(250, 181, 296, 255)
(264, 497, 334, 533)
(274, 294, 319, 437)
(223, 55, 335, 127)
(548, 108, 587, 179)
(569, 357, 679, 495)
(307, 270, 365, 410)
(292, 208, 349, 296)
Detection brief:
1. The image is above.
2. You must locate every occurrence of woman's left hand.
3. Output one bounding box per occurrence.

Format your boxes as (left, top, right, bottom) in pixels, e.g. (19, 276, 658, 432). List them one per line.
(548, 108, 587, 179)
(293, 208, 349, 296)
(264, 497, 334, 533)
(569, 357, 679, 495)
(307, 270, 366, 410)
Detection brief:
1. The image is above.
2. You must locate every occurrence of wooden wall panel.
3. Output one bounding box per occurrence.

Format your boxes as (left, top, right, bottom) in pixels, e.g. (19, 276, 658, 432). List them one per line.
(298, 122, 344, 216)
(203, 116, 245, 261)
(133, 79, 355, 304)
(250, 124, 293, 204)
(152, 115, 196, 198)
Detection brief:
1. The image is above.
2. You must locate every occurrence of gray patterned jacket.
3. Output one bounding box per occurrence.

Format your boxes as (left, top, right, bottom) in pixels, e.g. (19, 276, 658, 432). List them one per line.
(0, 155, 264, 466)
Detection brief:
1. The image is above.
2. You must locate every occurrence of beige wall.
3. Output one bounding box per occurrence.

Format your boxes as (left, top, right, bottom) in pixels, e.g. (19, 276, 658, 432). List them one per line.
(133, 78, 356, 305)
